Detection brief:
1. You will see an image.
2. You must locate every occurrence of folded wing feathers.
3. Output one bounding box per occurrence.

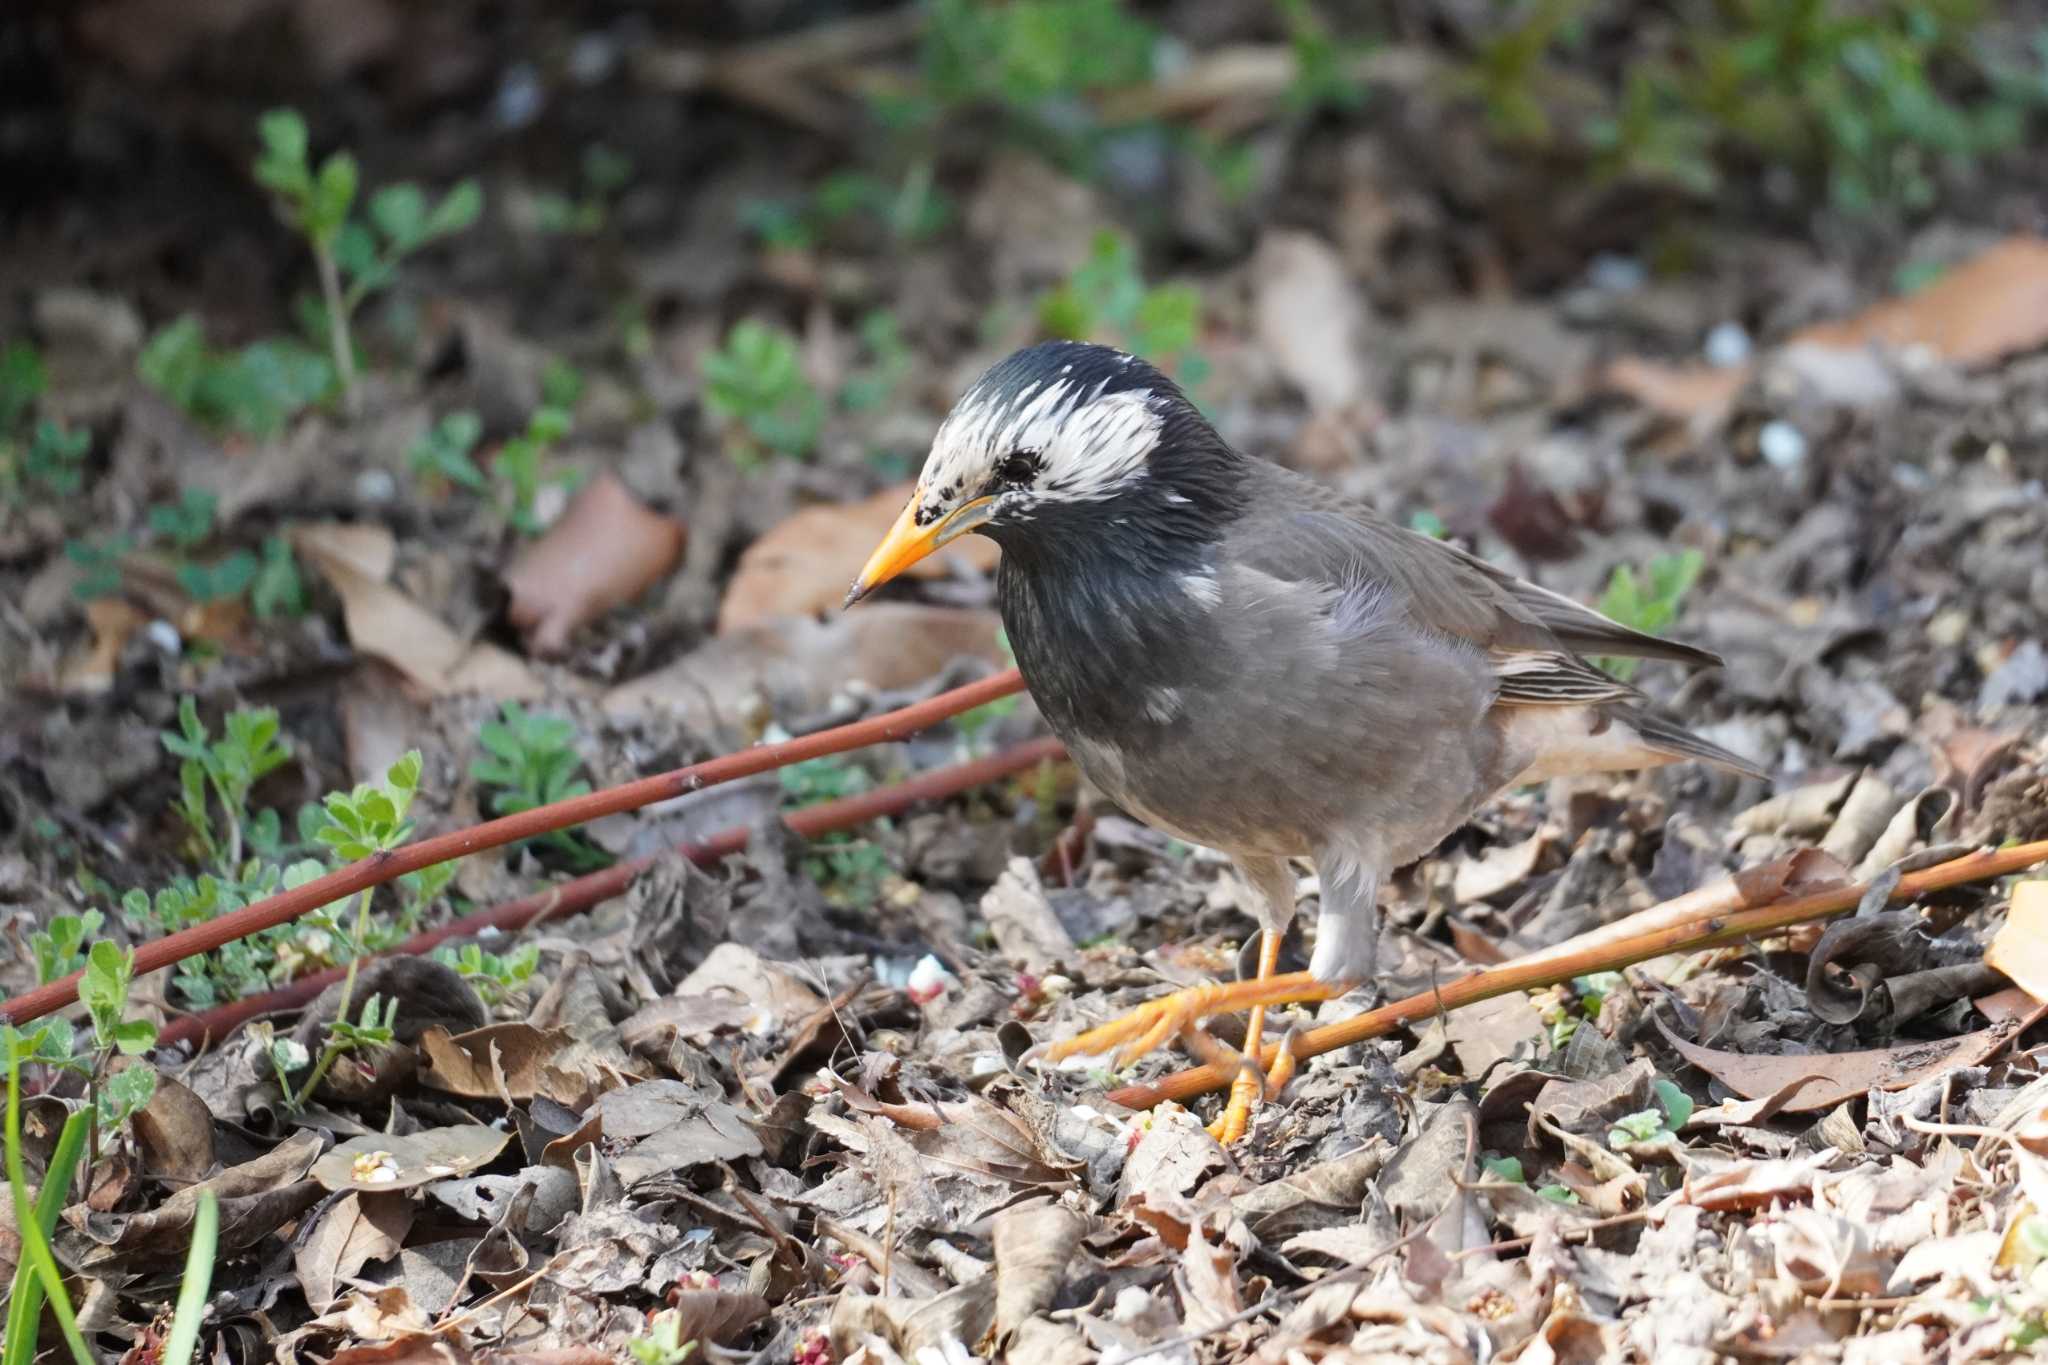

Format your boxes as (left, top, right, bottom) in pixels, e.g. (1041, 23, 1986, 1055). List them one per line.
(1491, 649, 1643, 706)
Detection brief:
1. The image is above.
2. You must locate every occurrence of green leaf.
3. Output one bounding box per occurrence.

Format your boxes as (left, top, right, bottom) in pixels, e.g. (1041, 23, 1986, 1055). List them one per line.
(253, 108, 313, 200)
(138, 316, 209, 410)
(424, 180, 484, 239)
(111, 1019, 158, 1055)
(1653, 1077, 1694, 1131)
(1482, 1155, 1526, 1183)
(369, 182, 428, 250)
(1608, 1107, 1666, 1148)
(99, 1063, 159, 1128)
(310, 152, 359, 241)
(1536, 1183, 1580, 1204)
(387, 750, 423, 795)
(0, 339, 47, 432)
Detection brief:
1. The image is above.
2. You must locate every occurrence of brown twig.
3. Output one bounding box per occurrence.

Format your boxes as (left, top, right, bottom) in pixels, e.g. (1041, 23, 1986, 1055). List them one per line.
(150, 733, 1063, 1050)
(0, 670, 1030, 1030)
(1108, 839, 2048, 1111)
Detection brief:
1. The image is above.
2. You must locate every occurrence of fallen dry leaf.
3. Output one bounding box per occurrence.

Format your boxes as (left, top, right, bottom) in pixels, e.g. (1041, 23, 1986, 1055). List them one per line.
(1599, 356, 1747, 424)
(1659, 1010, 2045, 1114)
(1605, 237, 2048, 422)
(57, 598, 145, 694)
(129, 1067, 215, 1183)
(980, 856, 1077, 976)
(717, 482, 999, 632)
(312, 1125, 512, 1194)
(293, 522, 544, 700)
(295, 1191, 414, 1312)
(1797, 237, 2048, 367)
(1252, 228, 1371, 412)
(605, 602, 1006, 733)
(1985, 880, 2048, 1005)
(417, 1023, 572, 1103)
(501, 472, 685, 657)
(1670, 1152, 1834, 1212)
(74, 1128, 324, 1263)
(992, 1198, 1087, 1344)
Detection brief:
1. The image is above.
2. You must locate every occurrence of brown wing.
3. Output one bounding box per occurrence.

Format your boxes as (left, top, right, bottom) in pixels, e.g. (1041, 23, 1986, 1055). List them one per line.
(1231, 462, 1724, 676)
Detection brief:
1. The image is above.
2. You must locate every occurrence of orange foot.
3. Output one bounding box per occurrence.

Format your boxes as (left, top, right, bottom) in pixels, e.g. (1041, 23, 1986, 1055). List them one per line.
(1031, 969, 1340, 1138)
(1179, 1024, 1307, 1143)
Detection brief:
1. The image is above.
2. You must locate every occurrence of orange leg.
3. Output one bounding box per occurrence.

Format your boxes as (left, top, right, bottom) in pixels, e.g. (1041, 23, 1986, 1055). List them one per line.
(1033, 948, 1341, 1140)
(1207, 929, 1283, 1143)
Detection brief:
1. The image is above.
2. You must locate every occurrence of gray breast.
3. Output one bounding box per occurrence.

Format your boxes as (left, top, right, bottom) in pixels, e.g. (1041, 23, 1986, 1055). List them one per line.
(1012, 556, 1504, 868)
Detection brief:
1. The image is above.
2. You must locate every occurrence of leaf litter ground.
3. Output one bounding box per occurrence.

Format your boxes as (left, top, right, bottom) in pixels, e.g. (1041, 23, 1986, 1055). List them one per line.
(4, 12, 2048, 1363)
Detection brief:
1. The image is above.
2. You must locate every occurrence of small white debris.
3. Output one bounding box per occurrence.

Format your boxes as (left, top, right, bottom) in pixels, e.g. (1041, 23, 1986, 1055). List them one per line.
(355, 468, 397, 504)
(494, 63, 545, 130)
(969, 1053, 1007, 1077)
(1758, 420, 1807, 470)
(567, 31, 619, 84)
(905, 953, 954, 1004)
(144, 620, 183, 656)
(1586, 254, 1647, 293)
(1704, 321, 1752, 368)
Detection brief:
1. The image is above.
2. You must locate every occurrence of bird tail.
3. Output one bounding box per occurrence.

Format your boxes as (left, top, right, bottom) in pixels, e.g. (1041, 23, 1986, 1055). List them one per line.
(1613, 704, 1768, 780)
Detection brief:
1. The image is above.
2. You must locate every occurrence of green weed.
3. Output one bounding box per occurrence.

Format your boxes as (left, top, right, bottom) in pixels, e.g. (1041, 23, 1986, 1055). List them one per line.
(408, 411, 488, 493)
(780, 754, 893, 906)
(1596, 549, 1704, 680)
(1037, 231, 1208, 386)
(431, 941, 541, 1006)
(1608, 1077, 1694, 1150)
(471, 703, 611, 868)
(703, 320, 826, 466)
(253, 107, 481, 411)
(138, 315, 334, 439)
(29, 910, 101, 985)
(532, 143, 634, 236)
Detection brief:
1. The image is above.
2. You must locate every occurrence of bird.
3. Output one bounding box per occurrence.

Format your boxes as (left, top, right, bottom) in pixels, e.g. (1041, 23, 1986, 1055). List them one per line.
(845, 340, 1764, 1142)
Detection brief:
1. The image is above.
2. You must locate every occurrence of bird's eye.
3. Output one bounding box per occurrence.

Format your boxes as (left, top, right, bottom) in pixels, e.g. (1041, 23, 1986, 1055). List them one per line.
(994, 451, 1040, 488)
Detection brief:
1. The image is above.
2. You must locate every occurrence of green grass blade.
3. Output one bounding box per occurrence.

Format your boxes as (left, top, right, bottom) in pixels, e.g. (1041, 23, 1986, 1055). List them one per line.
(5, 1052, 96, 1365)
(3, 1108, 89, 1365)
(160, 1189, 217, 1365)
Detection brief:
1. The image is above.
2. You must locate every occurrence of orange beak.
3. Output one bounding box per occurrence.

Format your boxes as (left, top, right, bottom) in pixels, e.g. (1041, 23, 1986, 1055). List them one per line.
(844, 488, 997, 607)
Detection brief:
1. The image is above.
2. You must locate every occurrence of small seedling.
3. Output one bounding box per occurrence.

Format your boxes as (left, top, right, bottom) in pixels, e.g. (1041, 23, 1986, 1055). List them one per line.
(780, 753, 894, 905)
(77, 940, 161, 1169)
(625, 1308, 699, 1365)
(702, 319, 825, 466)
(1608, 1077, 1694, 1151)
(139, 315, 334, 439)
(29, 910, 102, 985)
(1596, 549, 1704, 680)
(4, 421, 92, 502)
(253, 107, 481, 412)
(0, 339, 45, 431)
(408, 411, 487, 492)
(471, 703, 610, 867)
(1408, 509, 1450, 540)
(161, 696, 293, 876)
(1037, 231, 1208, 386)
(431, 942, 541, 1006)
(838, 311, 915, 415)
(64, 532, 134, 600)
(494, 403, 577, 534)
(532, 143, 634, 235)
(277, 750, 441, 1110)
(250, 535, 307, 618)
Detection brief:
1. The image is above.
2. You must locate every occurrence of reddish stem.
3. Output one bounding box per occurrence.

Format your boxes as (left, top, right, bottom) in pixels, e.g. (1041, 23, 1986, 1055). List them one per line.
(1107, 837, 2048, 1111)
(156, 735, 1063, 1048)
(1, 670, 1029, 1030)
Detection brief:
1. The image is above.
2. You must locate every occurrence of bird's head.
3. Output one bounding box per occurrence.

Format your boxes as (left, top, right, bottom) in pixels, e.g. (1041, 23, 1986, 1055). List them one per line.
(846, 340, 1239, 605)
